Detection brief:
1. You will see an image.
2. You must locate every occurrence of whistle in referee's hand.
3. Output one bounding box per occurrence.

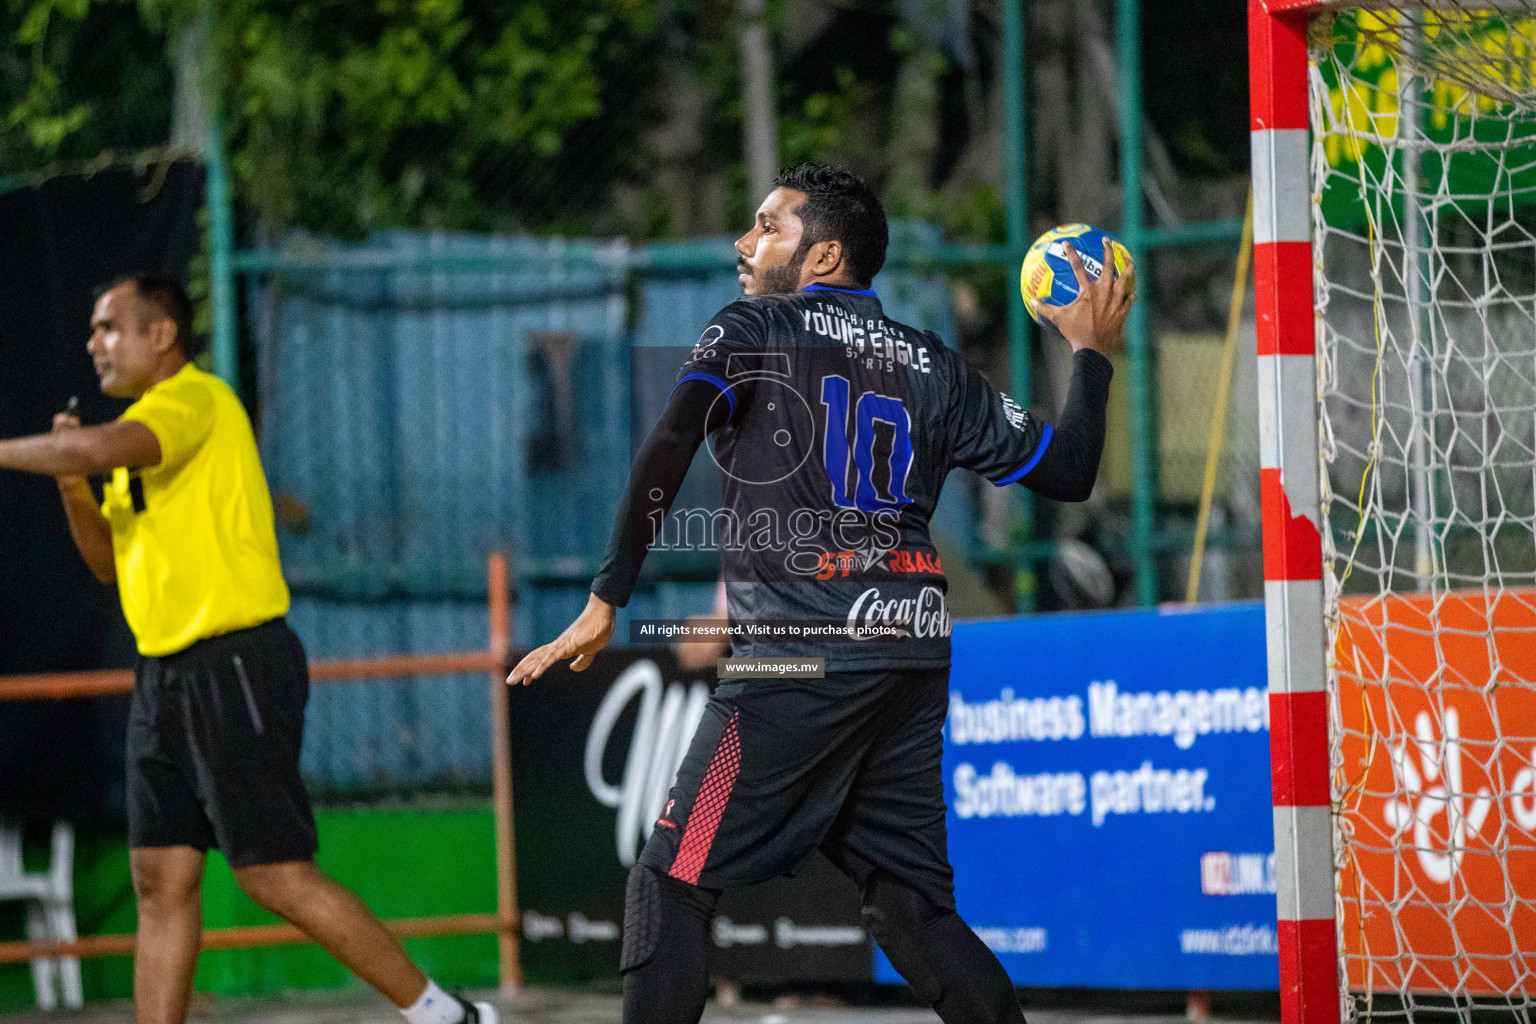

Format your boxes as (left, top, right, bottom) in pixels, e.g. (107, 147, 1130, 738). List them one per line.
(53, 396, 82, 434)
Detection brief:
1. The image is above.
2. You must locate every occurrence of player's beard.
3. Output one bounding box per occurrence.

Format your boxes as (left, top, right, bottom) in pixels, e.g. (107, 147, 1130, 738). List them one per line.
(750, 239, 813, 295)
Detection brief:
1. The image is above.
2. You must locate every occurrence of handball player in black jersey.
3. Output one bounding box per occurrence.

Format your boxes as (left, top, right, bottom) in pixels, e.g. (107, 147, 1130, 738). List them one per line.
(509, 164, 1132, 1024)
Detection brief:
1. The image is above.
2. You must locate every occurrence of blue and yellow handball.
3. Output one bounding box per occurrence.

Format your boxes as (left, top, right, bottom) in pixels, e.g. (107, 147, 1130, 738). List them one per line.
(1019, 224, 1134, 324)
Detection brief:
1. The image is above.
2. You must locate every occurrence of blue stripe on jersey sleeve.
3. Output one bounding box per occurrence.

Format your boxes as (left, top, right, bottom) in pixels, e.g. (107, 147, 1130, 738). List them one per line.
(990, 423, 1053, 486)
(671, 372, 737, 419)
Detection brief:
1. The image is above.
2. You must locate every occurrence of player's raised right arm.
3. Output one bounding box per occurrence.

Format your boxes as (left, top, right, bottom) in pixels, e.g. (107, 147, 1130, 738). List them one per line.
(1019, 348, 1115, 503)
(1037, 239, 1134, 358)
(949, 239, 1131, 502)
(1020, 238, 1131, 501)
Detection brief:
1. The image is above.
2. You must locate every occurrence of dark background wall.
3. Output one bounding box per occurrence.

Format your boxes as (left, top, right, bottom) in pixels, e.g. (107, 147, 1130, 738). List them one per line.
(0, 161, 202, 819)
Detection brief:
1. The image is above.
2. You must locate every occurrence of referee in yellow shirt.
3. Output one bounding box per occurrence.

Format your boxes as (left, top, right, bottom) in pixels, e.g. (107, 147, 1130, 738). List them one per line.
(0, 276, 493, 1024)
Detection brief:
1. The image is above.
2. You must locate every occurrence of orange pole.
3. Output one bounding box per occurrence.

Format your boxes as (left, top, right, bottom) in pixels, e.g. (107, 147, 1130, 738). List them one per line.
(0, 669, 133, 700)
(0, 913, 516, 965)
(487, 552, 522, 992)
(0, 652, 500, 701)
(309, 651, 499, 681)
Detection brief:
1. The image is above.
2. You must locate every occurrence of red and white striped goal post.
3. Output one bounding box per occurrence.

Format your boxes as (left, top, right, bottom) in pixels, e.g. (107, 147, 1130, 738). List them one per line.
(1250, 4, 1338, 1024)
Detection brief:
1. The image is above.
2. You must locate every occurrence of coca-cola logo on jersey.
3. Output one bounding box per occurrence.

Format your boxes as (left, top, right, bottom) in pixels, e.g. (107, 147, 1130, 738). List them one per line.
(845, 585, 952, 640)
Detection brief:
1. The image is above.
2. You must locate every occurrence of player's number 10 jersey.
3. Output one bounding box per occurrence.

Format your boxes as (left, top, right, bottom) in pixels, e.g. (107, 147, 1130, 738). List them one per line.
(673, 287, 1049, 673)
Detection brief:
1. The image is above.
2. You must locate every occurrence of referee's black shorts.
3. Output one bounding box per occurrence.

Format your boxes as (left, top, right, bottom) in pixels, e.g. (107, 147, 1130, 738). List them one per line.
(127, 618, 318, 868)
(638, 665, 955, 910)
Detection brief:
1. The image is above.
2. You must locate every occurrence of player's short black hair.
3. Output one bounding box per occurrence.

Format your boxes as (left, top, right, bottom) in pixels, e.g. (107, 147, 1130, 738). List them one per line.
(773, 164, 888, 287)
(102, 274, 202, 361)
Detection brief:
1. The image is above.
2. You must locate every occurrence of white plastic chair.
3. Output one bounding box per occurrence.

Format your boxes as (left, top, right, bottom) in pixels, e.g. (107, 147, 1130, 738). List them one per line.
(0, 821, 82, 1010)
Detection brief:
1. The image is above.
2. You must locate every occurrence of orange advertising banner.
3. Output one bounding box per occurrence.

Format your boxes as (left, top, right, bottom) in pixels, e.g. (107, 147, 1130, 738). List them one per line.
(1334, 589, 1536, 995)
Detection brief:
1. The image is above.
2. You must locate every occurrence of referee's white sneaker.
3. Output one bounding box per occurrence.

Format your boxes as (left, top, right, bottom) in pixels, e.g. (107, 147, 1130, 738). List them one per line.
(455, 995, 498, 1024)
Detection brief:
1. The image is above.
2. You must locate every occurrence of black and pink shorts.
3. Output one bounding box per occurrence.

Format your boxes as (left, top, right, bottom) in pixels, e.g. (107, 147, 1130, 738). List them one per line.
(637, 666, 955, 910)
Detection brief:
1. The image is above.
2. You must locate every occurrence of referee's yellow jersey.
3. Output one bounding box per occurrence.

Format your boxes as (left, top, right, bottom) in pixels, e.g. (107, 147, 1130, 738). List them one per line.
(101, 363, 290, 657)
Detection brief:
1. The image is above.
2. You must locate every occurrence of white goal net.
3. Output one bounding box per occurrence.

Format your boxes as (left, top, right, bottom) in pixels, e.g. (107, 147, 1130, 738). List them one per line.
(1311, 4, 1536, 1019)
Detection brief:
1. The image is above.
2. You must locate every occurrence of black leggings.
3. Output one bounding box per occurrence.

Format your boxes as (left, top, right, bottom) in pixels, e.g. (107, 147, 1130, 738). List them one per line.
(860, 870, 1026, 1024)
(619, 864, 1025, 1024)
(620, 865, 719, 1024)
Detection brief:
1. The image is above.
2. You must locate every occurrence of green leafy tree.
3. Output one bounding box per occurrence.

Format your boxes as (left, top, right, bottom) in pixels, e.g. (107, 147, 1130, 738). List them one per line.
(221, 0, 658, 234)
(4, 0, 657, 233)
(1, 0, 174, 180)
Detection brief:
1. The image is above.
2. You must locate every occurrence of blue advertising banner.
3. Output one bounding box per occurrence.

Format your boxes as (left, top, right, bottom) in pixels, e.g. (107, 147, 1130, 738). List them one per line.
(876, 602, 1280, 989)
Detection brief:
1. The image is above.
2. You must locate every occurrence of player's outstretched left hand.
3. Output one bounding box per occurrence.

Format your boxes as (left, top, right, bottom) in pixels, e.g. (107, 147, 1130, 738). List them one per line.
(507, 592, 616, 685)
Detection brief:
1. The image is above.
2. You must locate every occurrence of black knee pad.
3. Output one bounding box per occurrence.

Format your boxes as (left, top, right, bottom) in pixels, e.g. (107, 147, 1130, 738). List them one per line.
(621, 864, 720, 974)
(621, 864, 663, 972)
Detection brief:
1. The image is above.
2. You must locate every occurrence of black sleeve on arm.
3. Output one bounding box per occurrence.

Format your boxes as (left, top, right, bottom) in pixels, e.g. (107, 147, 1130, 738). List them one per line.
(590, 380, 733, 607)
(1021, 348, 1114, 502)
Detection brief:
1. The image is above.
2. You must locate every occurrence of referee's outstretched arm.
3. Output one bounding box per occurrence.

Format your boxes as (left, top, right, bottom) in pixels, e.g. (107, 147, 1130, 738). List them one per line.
(0, 415, 160, 477)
